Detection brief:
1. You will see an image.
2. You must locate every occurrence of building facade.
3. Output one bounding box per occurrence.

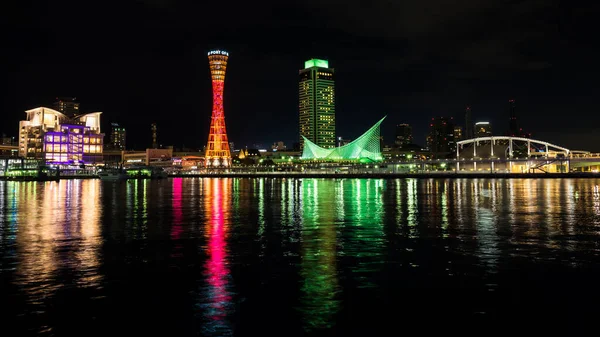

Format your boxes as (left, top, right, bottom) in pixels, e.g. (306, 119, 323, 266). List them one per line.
(475, 121, 492, 137)
(18, 107, 104, 165)
(426, 116, 455, 155)
(110, 122, 126, 150)
(299, 58, 335, 150)
(454, 126, 463, 142)
(52, 97, 80, 116)
(395, 123, 413, 148)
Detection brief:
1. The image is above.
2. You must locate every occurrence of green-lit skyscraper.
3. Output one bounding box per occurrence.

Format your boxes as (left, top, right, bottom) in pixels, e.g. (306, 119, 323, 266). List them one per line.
(299, 59, 335, 149)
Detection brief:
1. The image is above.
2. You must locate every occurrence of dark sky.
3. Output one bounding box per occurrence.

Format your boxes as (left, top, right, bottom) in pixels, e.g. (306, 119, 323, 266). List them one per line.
(3, 0, 600, 151)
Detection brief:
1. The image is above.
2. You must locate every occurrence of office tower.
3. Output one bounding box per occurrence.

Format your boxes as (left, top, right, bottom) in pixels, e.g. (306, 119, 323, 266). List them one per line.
(205, 50, 232, 167)
(464, 105, 473, 139)
(299, 58, 335, 149)
(509, 99, 518, 136)
(18, 107, 104, 164)
(151, 123, 158, 148)
(426, 116, 455, 154)
(454, 125, 463, 142)
(110, 123, 126, 150)
(52, 97, 80, 117)
(475, 121, 492, 137)
(395, 123, 413, 148)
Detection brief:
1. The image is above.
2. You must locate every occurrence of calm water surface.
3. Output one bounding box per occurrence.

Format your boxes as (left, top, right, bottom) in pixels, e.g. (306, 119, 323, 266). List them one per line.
(1, 178, 600, 336)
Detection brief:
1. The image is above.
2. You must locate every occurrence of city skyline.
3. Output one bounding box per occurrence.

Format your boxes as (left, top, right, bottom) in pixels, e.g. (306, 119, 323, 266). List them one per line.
(3, 1, 599, 151)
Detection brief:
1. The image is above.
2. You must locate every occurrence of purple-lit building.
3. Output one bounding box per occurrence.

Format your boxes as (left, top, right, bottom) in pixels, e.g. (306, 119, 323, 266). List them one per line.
(19, 107, 104, 165)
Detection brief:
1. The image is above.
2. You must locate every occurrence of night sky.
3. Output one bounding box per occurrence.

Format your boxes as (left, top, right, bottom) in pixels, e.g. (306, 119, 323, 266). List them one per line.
(3, 0, 600, 151)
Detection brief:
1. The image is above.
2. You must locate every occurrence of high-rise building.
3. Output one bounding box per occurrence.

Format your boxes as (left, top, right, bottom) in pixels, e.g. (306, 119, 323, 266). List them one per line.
(18, 107, 104, 165)
(395, 123, 413, 148)
(426, 116, 455, 154)
(475, 121, 492, 137)
(110, 123, 126, 150)
(454, 126, 463, 142)
(151, 123, 158, 148)
(464, 105, 473, 139)
(205, 50, 232, 167)
(299, 58, 335, 149)
(52, 97, 80, 117)
(509, 99, 518, 136)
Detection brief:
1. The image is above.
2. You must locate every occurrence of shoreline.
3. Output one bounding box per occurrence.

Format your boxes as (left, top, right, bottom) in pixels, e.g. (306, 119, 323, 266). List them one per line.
(2, 172, 600, 181)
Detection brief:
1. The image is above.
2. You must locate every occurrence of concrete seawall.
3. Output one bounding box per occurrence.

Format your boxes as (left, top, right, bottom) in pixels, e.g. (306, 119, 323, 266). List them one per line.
(3, 172, 600, 181)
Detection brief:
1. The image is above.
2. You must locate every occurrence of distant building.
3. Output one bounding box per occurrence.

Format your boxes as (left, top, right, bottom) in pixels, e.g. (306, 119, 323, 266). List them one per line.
(110, 123, 126, 150)
(475, 121, 492, 137)
(337, 136, 351, 147)
(395, 123, 413, 148)
(509, 99, 518, 136)
(299, 58, 335, 150)
(52, 97, 80, 117)
(426, 116, 455, 155)
(507, 99, 530, 137)
(18, 107, 104, 165)
(1, 134, 13, 145)
(272, 141, 286, 151)
(454, 126, 463, 142)
(229, 142, 235, 152)
(151, 123, 158, 148)
(465, 105, 474, 139)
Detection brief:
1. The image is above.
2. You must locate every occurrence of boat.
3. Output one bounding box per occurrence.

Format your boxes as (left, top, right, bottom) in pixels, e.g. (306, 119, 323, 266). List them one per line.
(97, 168, 128, 181)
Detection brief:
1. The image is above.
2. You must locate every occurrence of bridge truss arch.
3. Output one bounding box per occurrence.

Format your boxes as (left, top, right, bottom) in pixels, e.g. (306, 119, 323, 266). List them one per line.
(456, 136, 571, 159)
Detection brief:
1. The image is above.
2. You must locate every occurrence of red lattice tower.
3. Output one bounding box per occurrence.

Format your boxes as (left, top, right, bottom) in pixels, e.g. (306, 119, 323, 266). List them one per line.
(205, 50, 232, 167)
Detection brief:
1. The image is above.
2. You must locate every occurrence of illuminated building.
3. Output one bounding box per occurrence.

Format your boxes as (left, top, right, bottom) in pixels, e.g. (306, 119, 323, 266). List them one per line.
(426, 116, 455, 154)
(465, 105, 473, 139)
(110, 123, 126, 150)
(18, 107, 104, 165)
(299, 58, 335, 150)
(52, 97, 80, 116)
(454, 126, 463, 142)
(205, 50, 232, 167)
(395, 123, 413, 148)
(301, 117, 384, 162)
(475, 121, 492, 137)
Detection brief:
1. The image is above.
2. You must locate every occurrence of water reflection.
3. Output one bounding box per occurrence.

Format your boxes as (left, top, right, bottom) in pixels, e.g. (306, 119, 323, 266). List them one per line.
(9, 180, 102, 304)
(2, 178, 600, 335)
(200, 178, 234, 336)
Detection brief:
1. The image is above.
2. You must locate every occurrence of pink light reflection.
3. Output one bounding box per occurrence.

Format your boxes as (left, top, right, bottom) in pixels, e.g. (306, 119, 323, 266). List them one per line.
(205, 178, 231, 321)
(171, 178, 183, 240)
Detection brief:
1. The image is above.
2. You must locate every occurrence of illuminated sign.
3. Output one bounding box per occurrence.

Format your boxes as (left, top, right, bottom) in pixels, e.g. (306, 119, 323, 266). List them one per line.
(208, 50, 229, 56)
(126, 159, 143, 163)
(304, 59, 329, 69)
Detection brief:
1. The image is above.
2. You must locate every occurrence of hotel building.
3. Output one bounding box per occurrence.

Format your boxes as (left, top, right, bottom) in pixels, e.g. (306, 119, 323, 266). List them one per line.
(299, 58, 335, 150)
(18, 107, 104, 165)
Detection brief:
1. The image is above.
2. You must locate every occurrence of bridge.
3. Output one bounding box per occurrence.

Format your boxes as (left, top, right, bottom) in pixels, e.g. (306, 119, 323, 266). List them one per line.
(450, 136, 599, 173)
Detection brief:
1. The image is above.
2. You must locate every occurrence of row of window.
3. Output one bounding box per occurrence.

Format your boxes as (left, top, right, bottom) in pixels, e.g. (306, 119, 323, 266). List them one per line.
(44, 134, 102, 144)
(44, 144, 102, 153)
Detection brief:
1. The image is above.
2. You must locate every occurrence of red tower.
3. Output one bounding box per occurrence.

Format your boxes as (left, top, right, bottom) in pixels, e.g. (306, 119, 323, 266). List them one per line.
(205, 50, 232, 167)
